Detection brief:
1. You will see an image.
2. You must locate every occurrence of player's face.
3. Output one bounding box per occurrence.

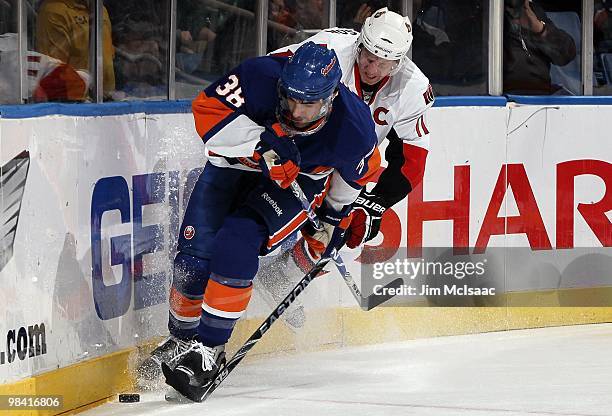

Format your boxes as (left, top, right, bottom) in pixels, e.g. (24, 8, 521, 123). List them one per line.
(357, 48, 398, 85)
(285, 97, 324, 128)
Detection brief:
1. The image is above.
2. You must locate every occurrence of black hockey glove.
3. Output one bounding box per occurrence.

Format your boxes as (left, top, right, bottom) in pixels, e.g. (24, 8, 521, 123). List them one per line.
(346, 190, 388, 249)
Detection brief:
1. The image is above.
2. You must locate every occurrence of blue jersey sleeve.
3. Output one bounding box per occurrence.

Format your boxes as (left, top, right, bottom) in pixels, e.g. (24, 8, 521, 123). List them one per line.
(323, 89, 381, 209)
(192, 57, 284, 158)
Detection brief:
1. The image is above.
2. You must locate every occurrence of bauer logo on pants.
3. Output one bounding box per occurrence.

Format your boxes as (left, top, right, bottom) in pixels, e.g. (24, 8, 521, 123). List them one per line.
(184, 226, 195, 240)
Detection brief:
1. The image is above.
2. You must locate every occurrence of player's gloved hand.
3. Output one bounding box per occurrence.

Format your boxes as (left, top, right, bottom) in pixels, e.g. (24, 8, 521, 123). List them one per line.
(254, 123, 301, 189)
(301, 203, 353, 260)
(346, 191, 388, 249)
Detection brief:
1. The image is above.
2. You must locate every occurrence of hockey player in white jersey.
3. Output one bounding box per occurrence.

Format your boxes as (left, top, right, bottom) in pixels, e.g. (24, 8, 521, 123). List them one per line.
(258, 8, 435, 320)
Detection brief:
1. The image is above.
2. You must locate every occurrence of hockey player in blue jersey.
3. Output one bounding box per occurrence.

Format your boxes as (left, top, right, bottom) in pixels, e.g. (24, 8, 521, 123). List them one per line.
(145, 42, 380, 401)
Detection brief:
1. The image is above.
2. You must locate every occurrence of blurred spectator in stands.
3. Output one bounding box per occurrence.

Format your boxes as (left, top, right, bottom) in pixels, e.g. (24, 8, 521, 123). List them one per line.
(267, 0, 299, 51)
(0, 1, 18, 103)
(293, 0, 326, 30)
(176, 0, 216, 74)
(595, 0, 612, 48)
(0, 0, 15, 34)
(270, 0, 297, 29)
(594, 0, 612, 93)
(503, 0, 576, 95)
(337, 1, 389, 30)
(536, 0, 581, 13)
(105, 1, 168, 99)
(412, 0, 452, 84)
(178, 0, 217, 52)
(211, 0, 326, 75)
(36, 0, 115, 101)
(412, 0, 486, 95)
(209, 0, 257, 75)
(267, 0, 330, 51)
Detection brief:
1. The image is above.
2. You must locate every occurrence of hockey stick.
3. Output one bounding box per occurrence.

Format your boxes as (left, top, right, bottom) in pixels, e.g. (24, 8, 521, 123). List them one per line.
(200, 256, 331, 402)
(289, 181, 403, 311)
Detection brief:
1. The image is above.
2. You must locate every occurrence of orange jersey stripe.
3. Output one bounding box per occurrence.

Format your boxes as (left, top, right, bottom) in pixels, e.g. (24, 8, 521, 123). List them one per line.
(169, 287, 203, 318)
(192, 91, 234, 139)
(266, 176, 330, 250)
(203, 280, 253, 313)
(356, 147, 382, 186)
(267, 211, 308, 249)
(311, 165, 333, 174)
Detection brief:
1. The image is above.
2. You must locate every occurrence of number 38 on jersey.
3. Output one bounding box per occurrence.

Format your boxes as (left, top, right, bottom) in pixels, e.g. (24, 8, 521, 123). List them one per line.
(215, 74, 245, 108)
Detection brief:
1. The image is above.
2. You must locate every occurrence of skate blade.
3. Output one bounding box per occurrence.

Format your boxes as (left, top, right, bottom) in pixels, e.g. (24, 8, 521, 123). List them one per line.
(164, 388, 194, 403)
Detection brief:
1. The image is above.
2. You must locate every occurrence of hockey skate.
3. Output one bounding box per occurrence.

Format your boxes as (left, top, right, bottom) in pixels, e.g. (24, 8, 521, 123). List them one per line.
(136, 336, 192, 388)
(162, 340, 226, 402)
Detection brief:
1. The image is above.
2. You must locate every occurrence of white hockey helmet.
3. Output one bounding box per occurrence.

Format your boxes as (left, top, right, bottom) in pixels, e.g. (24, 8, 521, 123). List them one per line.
(357, 8, 412, 75)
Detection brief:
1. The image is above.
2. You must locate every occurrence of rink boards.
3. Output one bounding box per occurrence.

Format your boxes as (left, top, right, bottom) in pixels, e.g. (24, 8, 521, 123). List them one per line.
(0, 99, 610, 415)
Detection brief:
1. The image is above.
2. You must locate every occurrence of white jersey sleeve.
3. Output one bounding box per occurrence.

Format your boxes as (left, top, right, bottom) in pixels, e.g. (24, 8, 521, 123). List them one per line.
(269, 28, 359, 73)
(391, 59, 435, 148)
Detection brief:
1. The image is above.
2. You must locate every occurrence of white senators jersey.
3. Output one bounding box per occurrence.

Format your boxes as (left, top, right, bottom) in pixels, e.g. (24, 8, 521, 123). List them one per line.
(271, 28, 434, 148)
(271, 27, 434, 206)
(0, 33, 90, 104)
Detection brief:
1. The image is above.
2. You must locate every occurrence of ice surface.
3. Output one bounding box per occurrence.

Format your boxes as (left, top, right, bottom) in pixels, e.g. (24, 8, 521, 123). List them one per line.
(83, 323, 612, 416)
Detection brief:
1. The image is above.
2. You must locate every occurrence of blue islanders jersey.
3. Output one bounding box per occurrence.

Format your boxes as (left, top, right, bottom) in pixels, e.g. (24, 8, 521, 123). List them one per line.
(192, 55, 380, 209)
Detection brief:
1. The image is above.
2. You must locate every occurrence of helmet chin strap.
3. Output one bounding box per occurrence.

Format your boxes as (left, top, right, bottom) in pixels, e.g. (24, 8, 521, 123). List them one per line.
(387, 55, 406, 77)
(355, 44, 404, 78)
(276, 91, 337, 136)
(276, 107, 331, 137)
